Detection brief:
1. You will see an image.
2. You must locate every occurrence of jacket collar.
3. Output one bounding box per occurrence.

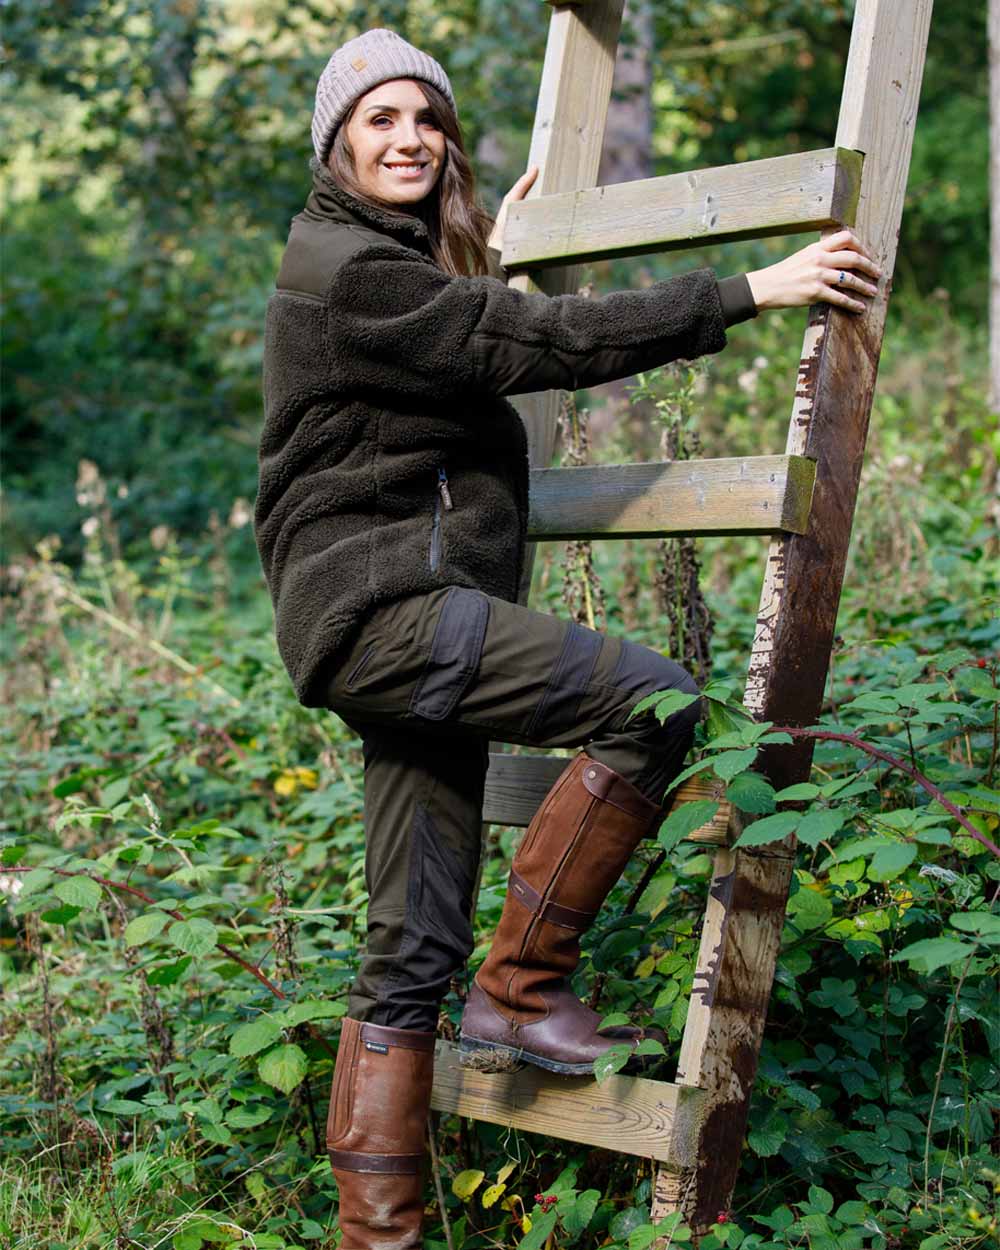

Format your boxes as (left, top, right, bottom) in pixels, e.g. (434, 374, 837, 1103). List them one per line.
(304, 157, 433, 254)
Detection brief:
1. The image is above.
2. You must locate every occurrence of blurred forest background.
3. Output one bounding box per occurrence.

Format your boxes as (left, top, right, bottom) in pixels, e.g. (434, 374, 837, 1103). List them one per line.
(2, 3, 998, 1250)
(1, 0, 991, 555)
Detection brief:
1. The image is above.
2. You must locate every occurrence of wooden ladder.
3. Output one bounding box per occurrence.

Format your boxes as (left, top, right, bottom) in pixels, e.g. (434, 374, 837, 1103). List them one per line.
(429, 0, 933, 1233)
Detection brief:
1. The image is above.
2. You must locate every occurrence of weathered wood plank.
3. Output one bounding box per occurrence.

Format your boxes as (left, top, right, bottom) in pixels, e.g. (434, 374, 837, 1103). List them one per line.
(429, 1039, 706, 1167)
(650, 845, 795, 1220)
(501, 147, 862, 269)
(483, 753, 732, 845)
(527, 455, 816, 541)
(652, 0, 934, 1235)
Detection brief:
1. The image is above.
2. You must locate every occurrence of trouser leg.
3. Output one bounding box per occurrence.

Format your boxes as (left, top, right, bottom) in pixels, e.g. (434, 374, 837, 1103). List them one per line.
(340, 719, 488, 1033)
(581, 632, 702, 807)
(325, 720, 486, 1247)
(328, 586, 701, 807)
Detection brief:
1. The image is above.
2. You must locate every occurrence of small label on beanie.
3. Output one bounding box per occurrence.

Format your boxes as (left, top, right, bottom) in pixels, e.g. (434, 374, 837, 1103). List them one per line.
(351, 56, 368, 71)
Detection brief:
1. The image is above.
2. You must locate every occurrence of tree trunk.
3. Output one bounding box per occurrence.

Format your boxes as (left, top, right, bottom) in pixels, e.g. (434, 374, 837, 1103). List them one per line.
(990, 0, 1000, 411)
(592, 0, 656, 452)
(139, 0, 201, 223)
(597, 0, 653, 187)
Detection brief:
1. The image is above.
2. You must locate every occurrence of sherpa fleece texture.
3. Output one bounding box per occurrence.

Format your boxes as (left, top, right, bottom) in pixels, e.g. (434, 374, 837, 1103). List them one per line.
(255, 159, 754, 707)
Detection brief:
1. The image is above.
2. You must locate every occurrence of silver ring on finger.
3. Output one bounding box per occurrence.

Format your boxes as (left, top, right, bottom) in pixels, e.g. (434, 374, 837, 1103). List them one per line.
(837, 270, 848, 286)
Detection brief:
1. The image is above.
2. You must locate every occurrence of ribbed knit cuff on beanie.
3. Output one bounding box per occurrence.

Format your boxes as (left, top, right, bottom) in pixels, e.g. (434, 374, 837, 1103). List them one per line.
(312, 28, 455, 163)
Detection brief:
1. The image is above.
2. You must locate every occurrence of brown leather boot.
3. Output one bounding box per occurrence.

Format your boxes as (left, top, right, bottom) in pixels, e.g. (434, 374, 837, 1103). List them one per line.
(327, 1017, 436, 1249)
(459, 752, 667, 1076)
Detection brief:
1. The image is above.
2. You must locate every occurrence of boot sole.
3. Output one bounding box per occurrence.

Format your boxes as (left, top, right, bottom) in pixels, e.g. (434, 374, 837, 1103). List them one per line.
(458, 1035, 601, 1078)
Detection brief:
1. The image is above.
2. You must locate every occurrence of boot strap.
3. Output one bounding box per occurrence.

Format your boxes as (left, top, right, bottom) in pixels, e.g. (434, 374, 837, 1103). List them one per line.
(359, 1021, 437, 1053)
(581, 758, 661, 827)
(329, 1147, 424, 1174)
(508, 870, 597, 931)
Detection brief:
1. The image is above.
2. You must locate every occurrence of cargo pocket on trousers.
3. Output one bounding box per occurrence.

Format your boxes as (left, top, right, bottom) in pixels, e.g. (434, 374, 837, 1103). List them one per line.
(342, 642, 377, 691)
(409, 587, 490, 722)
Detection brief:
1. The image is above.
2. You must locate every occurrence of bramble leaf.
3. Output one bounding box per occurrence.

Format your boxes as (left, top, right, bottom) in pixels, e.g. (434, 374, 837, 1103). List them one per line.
(230, 1017, 283, 1058)
(657, 800, 720, 851)
(452, 1169, 485, 1201)
(258, 1043, 308, 1093)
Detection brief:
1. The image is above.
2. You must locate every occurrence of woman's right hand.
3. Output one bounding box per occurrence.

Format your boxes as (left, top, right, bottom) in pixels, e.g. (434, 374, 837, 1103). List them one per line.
(488, 165, 540, 253)
(746, 228, 883, 315)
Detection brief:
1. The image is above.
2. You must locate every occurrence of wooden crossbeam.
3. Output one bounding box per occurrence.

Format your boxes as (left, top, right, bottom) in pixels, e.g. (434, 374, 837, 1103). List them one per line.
(429, 1040, 706, 1167)
(484, 753, 732, 845)
(500, 147, 862, 269)
(527, 455, 815, 541)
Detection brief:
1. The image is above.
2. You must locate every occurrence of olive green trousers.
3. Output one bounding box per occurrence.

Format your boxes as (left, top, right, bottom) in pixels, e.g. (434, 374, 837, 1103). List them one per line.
(325, 586, 700, 1031)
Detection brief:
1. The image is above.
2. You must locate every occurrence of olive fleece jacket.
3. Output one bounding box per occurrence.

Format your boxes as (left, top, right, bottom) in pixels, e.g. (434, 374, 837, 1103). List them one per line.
(254, 159, 758, 706)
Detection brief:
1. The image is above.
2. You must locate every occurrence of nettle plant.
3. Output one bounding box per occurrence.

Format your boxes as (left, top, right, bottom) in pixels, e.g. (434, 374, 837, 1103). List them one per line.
(8, 792, 350, 1090)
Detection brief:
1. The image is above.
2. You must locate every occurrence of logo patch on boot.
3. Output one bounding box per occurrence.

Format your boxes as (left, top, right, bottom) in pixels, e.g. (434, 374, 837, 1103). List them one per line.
(364, 1041, 389, 1054)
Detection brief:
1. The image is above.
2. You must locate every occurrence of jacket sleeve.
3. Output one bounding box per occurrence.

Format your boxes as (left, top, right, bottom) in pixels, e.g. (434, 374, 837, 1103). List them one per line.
(325, 240, 754, 400)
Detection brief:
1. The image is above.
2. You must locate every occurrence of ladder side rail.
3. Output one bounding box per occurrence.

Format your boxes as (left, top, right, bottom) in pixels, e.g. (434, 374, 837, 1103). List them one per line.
(512, 0, 627, 565)
(436, 0, 626, 1124)
(652, 1, 934, 1235)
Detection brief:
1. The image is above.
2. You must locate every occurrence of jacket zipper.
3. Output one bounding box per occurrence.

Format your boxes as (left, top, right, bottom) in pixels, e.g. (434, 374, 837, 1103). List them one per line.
(429, 467, 453, 574)
(437, 467, 453, 512)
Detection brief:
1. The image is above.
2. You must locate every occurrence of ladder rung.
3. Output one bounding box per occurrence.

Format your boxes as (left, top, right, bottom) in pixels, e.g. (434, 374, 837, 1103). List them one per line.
(528, 455, 815, 541)
(501, 146, 861, 269)
(484, 753, 732, 845)
(430, 1039, 706, 1166)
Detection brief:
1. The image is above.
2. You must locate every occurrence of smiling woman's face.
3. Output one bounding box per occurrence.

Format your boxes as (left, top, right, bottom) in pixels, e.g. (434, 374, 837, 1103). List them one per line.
(341, 78, 446, 207)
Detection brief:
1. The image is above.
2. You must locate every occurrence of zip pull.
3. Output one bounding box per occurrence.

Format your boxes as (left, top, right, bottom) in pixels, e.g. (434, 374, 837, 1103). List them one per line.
(437, 466, 454, 511)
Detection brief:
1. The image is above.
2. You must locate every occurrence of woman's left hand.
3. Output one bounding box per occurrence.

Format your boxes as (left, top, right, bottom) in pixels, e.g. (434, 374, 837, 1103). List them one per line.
(746, 228, 881, 314)
(488, 164, 540, 254)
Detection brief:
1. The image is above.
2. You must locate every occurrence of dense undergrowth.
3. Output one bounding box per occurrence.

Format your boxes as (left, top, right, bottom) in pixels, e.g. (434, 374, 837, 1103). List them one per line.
(1, 313, 998, 1250)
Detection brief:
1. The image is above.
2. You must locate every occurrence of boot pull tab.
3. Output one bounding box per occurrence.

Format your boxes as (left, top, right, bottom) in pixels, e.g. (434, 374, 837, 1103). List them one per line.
(581, 758, 659, 823)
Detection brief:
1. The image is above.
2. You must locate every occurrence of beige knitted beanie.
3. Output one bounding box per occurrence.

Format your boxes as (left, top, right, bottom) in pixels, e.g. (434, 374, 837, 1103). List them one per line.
(312, 28, 456, 163)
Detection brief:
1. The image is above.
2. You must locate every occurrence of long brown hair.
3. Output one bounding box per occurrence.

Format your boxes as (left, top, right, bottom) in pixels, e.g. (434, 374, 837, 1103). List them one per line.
(326, 80, 495, 278)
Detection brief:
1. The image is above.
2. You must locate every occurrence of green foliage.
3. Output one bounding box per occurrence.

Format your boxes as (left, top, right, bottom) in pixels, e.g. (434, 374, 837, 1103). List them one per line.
(3, 403, 996, 1247)
(2, 2, 997, 1242)
(2, 0, 990, 558)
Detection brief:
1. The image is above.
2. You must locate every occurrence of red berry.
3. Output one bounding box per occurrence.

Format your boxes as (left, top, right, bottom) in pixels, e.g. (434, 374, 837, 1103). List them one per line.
(978, 658, 988, 668)
(717, 1210, 730, 1223)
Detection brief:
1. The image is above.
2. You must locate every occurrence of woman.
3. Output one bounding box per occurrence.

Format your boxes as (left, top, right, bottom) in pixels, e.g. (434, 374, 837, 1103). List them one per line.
(253, 27, 880, 1248)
